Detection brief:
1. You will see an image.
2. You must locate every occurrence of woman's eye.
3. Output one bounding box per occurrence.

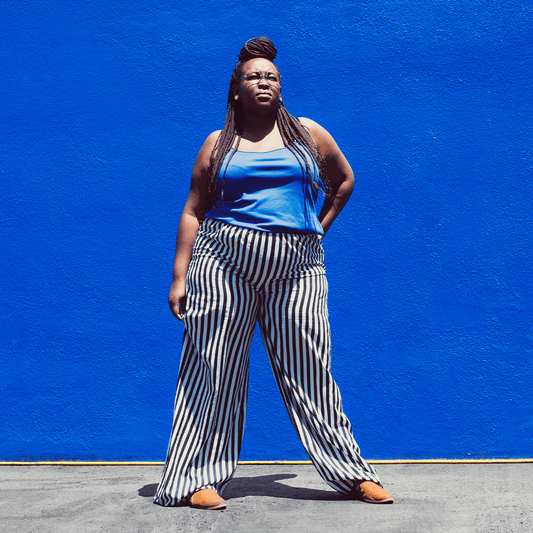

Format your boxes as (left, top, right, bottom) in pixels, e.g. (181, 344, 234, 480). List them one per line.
(247, 73, 260, 81)
(267, 74, 279, 82)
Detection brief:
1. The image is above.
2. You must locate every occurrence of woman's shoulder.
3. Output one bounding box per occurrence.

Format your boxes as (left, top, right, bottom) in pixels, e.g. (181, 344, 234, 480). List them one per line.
(297, 117, 320, 129)
(297, 118, 339, 157)
(195, 130, 222, 161)
(191, 130, 222, 173)
(203, 130, 222, 149)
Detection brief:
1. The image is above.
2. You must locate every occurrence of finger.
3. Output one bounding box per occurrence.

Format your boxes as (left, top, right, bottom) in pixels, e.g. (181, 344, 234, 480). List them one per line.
(176, 299, 187, 322)
(169, 301, 182, 320)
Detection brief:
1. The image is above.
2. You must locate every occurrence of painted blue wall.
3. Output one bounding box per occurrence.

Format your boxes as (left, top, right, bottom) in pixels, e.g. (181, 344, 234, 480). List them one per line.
(1, 0, 532, 461)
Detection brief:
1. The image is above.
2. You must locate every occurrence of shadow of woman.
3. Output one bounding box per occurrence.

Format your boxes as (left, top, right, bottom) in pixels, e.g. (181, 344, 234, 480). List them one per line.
(138, 473, 342, 502)
(223, 473, 340, 501)
(138, 483, 159, 497)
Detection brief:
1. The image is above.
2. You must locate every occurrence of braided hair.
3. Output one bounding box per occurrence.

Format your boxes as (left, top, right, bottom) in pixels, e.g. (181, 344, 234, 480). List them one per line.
(204, 36, 331, 213)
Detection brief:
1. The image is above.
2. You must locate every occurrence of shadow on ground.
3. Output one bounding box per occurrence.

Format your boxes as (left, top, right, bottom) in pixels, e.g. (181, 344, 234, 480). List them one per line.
(138, 473, 340, 501)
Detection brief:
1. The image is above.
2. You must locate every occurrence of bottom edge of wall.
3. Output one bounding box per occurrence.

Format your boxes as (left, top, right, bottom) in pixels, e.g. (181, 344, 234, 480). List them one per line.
(1, 458, 532, 466)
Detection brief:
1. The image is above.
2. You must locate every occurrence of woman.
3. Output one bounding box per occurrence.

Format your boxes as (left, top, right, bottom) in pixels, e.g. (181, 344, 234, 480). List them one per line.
(154, 37, 393, 510)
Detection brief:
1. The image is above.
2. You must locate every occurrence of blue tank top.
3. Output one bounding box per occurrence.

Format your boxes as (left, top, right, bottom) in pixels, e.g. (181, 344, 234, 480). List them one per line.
(206, 146, 324, 234)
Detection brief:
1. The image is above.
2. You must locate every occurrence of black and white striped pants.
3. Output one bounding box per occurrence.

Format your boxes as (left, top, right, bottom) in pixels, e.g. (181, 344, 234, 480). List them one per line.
(154, 219, 381, 506)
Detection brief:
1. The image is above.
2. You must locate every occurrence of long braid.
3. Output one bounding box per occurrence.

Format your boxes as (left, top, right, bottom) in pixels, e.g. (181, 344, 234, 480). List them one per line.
(204, 37, 331, 214)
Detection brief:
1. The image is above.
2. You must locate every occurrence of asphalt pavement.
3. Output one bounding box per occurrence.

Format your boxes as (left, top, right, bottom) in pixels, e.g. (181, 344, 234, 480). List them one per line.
(1, 463, 531, 532)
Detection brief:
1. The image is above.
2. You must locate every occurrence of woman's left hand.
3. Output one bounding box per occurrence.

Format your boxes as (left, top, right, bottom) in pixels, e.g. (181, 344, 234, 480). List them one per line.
(298, 117, 355, 236)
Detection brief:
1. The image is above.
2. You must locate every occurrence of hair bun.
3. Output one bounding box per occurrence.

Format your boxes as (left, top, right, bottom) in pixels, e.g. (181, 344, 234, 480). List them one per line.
(238, 37, 277, 62)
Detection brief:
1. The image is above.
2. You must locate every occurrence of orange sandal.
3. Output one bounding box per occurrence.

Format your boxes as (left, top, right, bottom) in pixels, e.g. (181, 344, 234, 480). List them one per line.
(189, 489, 227, 510)
(349, 481, 394, 504)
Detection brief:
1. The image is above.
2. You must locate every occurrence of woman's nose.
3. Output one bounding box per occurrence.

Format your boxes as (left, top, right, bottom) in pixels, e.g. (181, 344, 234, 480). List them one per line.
(257, 76, 270, 87)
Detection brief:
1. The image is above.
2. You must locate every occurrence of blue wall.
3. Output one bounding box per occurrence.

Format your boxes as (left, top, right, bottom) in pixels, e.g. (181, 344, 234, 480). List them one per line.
(2, 0, 532, 460)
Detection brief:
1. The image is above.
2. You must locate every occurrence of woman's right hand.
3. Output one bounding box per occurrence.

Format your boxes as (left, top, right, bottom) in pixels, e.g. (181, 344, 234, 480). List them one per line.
(169, 281, 187, 321)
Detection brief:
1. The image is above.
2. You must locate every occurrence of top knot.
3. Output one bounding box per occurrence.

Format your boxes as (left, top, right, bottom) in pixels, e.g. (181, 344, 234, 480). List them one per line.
(238, 37, 277, 62)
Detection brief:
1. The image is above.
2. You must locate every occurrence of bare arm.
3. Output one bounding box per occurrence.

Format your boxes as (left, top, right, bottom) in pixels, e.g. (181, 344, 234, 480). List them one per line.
(299, 118, 355, 237)
(168, 131, 220, 319)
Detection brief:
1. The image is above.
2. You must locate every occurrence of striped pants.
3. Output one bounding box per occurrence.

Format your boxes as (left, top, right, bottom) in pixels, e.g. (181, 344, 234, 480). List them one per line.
(154, 219, 380, 506)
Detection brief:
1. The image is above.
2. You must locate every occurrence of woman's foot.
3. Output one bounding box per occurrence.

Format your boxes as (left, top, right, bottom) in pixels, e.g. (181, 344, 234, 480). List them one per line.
(189, 489, 227, 510)
(349, 481, 394, 504)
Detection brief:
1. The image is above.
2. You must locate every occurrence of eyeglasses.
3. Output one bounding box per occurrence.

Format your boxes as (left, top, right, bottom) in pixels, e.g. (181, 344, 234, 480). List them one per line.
(240, 70, 281, 86)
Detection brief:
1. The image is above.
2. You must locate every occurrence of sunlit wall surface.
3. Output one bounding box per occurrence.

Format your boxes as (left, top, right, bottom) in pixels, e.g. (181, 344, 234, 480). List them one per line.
(2, 0, 532, 460)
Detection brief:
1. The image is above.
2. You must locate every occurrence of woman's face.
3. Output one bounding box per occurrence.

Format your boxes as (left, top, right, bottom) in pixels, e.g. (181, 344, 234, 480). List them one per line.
(234, 58, 281, 116)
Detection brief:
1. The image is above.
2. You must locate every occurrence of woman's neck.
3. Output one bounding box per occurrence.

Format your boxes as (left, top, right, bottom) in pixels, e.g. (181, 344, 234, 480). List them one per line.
(239, 115, 284, 151)
(242, 111, 277, 137)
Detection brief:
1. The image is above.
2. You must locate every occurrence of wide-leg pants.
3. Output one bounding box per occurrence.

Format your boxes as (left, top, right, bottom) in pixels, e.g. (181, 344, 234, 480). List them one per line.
(154, 219, 380, 506)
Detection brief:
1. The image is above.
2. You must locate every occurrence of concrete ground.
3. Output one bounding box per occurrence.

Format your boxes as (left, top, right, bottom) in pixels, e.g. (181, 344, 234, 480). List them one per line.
(0, 464, 531, 533)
